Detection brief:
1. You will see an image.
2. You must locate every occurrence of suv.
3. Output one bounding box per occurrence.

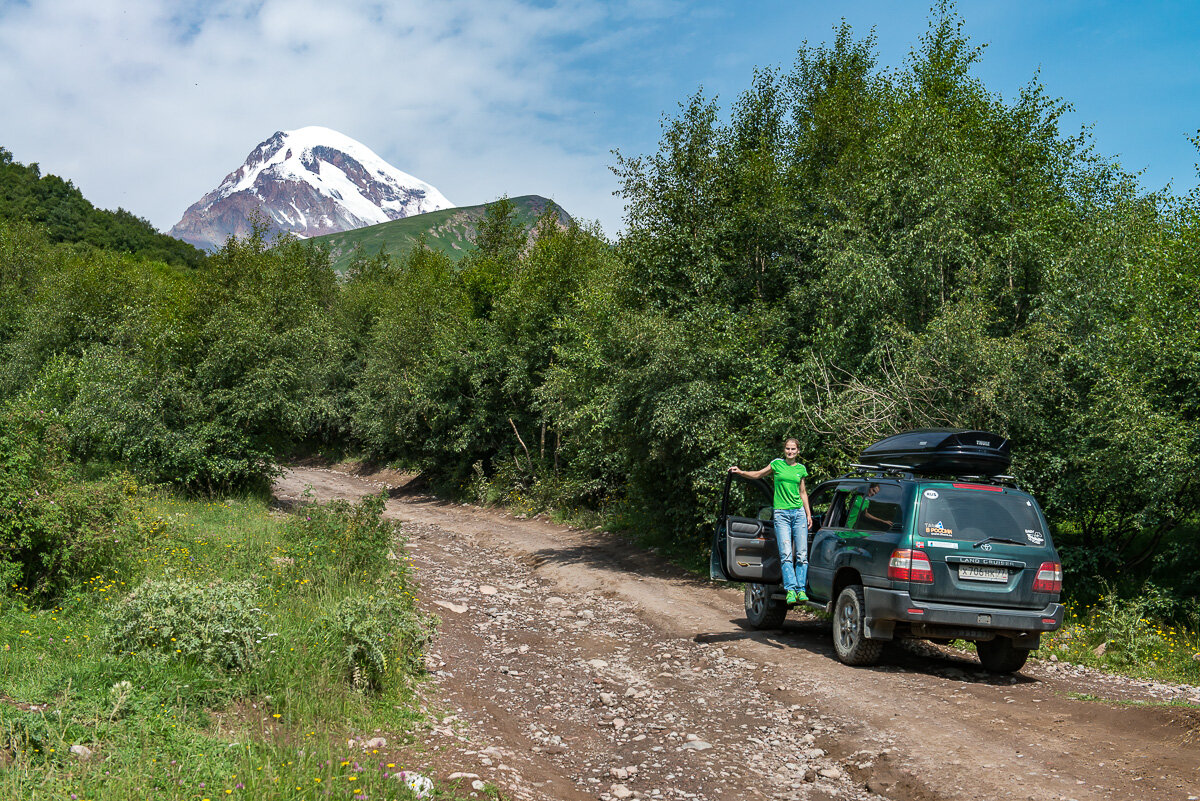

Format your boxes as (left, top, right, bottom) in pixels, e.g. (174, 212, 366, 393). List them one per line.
(710, 430, 1064, 673)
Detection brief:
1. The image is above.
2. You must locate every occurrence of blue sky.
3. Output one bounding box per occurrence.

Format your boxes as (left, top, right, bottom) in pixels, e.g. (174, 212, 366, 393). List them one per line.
(1, 0, 1197, 237)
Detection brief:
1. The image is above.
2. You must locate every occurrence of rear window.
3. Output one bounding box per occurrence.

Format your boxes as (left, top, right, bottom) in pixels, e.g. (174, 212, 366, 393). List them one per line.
(917, 488, 1049, 546)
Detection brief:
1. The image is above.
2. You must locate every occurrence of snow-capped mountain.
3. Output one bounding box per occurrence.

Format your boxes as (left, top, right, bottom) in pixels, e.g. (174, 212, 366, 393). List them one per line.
(169, 126, 453, 250)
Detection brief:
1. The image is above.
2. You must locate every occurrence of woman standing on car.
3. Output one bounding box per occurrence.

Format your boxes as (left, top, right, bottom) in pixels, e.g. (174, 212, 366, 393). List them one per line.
(729, 437, 813, 605)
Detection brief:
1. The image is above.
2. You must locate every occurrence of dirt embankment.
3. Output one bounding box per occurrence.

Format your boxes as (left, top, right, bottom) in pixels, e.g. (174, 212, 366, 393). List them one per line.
(273, 465, 1200, 801)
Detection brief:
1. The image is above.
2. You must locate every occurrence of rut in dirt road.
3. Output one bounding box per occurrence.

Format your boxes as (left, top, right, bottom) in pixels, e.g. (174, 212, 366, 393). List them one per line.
(274, 465, 1200, 801)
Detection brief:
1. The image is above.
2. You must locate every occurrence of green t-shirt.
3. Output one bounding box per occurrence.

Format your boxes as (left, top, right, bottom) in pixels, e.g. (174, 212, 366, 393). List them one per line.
(770, 458, 808, 510)
(846, 493, 870, 529)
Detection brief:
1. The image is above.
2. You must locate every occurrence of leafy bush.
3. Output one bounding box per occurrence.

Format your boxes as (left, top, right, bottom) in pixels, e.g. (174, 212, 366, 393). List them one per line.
(1039, 583, 1200, 682)
(282, 492, 395, 581)
(0, 411, 139, 601)
(319, 583, 432, 692)
(103, 574, 263, 671)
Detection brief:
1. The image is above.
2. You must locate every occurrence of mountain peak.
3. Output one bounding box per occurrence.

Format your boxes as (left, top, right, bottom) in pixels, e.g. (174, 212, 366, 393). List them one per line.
(169, 128, 453, 250)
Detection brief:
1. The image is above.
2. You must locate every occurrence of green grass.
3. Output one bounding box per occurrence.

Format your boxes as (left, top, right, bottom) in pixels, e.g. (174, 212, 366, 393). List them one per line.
(1032, 587, 1200, 686)
(1065, 692, 1199, 708)
(310, 195, 569, 274)
(0, 489, 458, 800)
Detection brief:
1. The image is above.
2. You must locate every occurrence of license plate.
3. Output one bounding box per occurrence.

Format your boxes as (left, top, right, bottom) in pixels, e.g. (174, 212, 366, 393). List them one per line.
(958, 564, 1008, 582)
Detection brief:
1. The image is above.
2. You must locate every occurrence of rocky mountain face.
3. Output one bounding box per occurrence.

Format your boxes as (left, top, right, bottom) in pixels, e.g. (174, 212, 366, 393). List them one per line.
(169, 127, 453, 250)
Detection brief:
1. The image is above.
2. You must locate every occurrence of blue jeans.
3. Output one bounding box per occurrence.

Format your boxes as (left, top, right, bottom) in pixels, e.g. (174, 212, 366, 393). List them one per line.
(773, 508, 809, 593)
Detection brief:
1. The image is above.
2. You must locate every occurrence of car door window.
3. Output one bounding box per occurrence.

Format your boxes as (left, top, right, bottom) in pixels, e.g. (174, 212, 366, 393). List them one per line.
(845, 483, 908, 532)
(728, 476, 772, 520)
(809, 486, 832, 530)
(825, 488, 853, 528)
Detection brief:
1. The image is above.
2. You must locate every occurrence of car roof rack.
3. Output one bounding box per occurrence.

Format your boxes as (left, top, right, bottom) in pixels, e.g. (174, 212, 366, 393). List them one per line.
(974, 474, 1022, 488)
(849, 463, 914, 479)
(845, 464, 1023, 489)
(936, 473, 1023, 489)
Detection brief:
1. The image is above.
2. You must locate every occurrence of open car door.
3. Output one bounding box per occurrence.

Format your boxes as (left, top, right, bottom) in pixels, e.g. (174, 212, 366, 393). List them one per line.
(710, 471, 782, 584)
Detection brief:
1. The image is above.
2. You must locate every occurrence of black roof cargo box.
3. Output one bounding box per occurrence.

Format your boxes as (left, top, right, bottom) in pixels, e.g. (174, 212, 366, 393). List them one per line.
(859, 429, 1011, 476)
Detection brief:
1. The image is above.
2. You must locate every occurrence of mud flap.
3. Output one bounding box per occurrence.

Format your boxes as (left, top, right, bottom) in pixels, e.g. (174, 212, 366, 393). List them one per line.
(864, 617, 895, 641)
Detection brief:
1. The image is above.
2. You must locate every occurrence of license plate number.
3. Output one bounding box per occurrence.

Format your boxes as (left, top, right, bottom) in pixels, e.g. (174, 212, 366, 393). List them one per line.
(958, 564, 1008, 582)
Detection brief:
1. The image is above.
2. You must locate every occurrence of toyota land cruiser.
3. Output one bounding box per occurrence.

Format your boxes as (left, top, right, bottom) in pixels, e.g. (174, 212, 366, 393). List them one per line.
(710, 430, 1065, 673)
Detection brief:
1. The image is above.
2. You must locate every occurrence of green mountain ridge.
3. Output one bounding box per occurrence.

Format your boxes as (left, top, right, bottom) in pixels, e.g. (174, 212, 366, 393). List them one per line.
(309, 194, 570, 273)
(0, 146, 205, 268)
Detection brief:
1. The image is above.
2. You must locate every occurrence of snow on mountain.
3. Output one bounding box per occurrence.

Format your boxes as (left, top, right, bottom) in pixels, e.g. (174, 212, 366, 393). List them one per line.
(169, 126, 453, 250)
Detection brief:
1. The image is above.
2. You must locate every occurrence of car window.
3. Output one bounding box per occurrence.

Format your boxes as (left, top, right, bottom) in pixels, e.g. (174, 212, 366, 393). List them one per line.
(809, 486, 832, 529)
(728, 476, 773, 520)
(918, 488, 1049, 545)
(845, 483, 907, 532)
(825, 489, 852, 528)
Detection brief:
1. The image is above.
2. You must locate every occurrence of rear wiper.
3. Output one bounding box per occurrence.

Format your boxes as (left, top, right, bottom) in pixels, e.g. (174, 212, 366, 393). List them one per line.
(973, 536, 1027, 549)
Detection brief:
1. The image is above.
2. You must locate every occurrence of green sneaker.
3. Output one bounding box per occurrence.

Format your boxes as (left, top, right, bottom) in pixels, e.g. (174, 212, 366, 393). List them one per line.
(795, 591, 809, 603)
(785, 590, 798, 605)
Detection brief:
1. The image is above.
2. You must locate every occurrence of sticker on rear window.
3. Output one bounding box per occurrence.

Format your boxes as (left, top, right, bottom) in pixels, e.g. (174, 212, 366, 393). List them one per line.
(924, 521, 953, 537)
(923, 489, 939, 500)
(1025, 529, 1045, 545)
(925, 540, 958, 549)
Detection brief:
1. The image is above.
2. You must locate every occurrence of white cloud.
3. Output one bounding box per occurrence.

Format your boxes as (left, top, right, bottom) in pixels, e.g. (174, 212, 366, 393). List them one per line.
(0, 0, 674, 235)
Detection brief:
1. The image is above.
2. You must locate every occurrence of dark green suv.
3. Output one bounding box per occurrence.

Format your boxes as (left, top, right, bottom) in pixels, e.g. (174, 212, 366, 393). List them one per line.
(710, 430, 1064, 673)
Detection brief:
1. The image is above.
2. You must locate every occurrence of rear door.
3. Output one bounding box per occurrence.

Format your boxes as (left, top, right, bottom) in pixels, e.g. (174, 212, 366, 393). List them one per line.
(805, 483, 839, 600)
(810, 481, 910, 597)
(710, 473, 782, 584)
(909, 483, 1057, 609)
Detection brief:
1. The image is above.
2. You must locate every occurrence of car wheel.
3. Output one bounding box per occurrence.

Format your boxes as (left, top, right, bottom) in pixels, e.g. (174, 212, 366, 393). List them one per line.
(975, 637, 1030, 673)
(744, 583, 787, 629)
(832, 585, 883, 666)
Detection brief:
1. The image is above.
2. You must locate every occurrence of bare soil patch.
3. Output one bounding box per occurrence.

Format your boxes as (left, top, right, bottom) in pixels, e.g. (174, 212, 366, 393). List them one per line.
(273, 464, 1200, 801)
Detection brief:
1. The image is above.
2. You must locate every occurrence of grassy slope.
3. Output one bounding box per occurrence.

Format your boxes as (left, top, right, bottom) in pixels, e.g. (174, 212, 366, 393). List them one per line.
(310, 195, 570, 273)
(0, 492, 470, 800)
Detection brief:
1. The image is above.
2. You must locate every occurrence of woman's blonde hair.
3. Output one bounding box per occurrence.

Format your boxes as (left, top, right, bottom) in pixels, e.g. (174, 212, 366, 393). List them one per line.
(783, 436, 800, 449)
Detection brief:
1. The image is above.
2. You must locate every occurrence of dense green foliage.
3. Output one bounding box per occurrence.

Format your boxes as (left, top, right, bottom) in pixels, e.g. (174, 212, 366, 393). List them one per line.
(0, 409, 139, 601)
(0, 7, 1196, 612)
(0, 218, 348, 493)
(0, 147, 205, 268)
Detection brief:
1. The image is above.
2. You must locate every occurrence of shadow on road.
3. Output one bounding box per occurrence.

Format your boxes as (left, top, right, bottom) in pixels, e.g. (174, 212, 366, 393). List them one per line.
(526, 541, 709, 586)
(696, 618, 1040, 686)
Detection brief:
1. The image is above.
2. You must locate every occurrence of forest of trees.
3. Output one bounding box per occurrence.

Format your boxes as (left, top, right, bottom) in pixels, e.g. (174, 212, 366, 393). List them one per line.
(0, 147, 205, 268)
(1, 12, 1197, 610)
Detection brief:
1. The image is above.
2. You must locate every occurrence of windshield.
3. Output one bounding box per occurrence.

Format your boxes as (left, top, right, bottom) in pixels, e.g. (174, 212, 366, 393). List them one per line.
(917, 488, 1048, 547)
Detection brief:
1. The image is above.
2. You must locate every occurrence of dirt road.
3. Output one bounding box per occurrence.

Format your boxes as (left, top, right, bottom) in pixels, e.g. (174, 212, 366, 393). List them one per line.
(273, 465, 1200, 801)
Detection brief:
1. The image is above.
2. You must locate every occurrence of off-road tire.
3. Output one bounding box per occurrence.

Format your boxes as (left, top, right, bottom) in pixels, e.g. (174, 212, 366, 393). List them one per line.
(832, 585, 883, 666)
(975, 637, 1031, 673)
(744, 583, 788, 629)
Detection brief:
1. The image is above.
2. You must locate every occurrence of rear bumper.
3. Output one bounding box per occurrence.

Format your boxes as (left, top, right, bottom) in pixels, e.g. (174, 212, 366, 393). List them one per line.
(863, 587, 1063, 644)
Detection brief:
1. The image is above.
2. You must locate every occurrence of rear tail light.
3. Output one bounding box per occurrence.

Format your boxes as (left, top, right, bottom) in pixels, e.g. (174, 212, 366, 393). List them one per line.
(1032, 562, 1062, 593)
(888, 549, 934, 583)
